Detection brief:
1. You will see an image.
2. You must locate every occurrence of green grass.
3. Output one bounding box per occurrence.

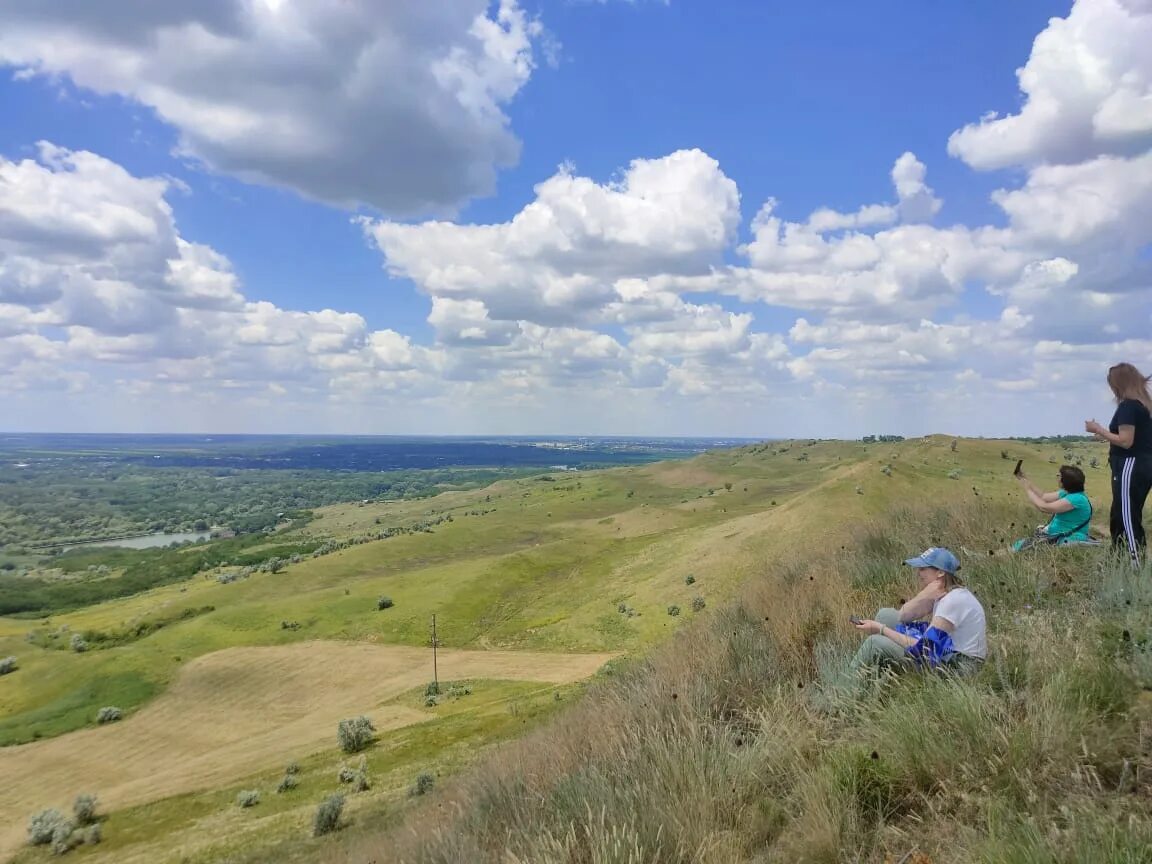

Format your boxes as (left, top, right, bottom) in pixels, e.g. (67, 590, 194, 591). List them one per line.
(8, 679, 576, 864)
(0, 435, 1126, 863)
(0, 670, 159, 747)
(360, 492, 1149, 863)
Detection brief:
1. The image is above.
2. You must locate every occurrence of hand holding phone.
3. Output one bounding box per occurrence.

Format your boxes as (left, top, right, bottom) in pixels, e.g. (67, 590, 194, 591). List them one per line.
(1013, 459, 1023, 477)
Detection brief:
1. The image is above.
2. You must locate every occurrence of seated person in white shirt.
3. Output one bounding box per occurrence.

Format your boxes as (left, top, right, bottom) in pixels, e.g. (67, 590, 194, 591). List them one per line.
(847, 547, 987, 684)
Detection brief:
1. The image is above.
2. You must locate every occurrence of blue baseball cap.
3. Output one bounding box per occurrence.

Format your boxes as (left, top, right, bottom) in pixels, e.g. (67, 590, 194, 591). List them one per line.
(904, 547, 960, 574)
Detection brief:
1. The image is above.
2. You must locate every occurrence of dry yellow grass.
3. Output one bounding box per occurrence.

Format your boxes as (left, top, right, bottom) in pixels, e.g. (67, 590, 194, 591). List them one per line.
(0, 642, 613, 861)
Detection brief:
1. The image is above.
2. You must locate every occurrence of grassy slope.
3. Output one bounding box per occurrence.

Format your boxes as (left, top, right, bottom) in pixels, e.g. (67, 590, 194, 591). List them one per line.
(0, 436, 1115, 863)
(344, 439, 1152, 864)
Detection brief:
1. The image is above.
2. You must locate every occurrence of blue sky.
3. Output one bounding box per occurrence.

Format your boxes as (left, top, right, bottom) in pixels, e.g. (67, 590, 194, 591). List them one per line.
(0, 0, 1149, 437)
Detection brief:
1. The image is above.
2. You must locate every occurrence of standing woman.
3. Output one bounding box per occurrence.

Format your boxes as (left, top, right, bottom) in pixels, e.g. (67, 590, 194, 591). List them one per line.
(1085, 363, 1152, 567)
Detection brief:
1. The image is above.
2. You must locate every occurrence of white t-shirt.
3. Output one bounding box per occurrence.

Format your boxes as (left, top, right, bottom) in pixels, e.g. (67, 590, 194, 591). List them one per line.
(933, 587, 987, 660)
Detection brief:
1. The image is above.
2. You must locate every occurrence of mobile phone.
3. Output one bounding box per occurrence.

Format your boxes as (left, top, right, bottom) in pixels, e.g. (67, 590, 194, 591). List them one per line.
(1013, 459, 1023, 477)
(849, 615, 863, 625)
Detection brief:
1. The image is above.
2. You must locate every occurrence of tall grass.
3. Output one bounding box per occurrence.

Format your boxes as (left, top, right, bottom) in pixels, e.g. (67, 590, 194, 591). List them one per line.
(341, 502, 1152, 864)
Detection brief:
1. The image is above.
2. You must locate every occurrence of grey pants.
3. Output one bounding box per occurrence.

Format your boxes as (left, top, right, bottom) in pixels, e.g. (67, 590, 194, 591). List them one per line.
(846, 607, 984, 685)
(847, 607, 910, 678)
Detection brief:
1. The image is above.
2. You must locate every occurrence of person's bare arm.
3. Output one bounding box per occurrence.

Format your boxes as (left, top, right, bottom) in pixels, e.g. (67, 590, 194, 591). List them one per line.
(898, 583, 943, 622)
(856, 613, 956, 649)
(1086, 420, 1134, 448)
(855, 618, 916, 648)
(1024, 487, 1075, 514)
(928, 615, 954, 634)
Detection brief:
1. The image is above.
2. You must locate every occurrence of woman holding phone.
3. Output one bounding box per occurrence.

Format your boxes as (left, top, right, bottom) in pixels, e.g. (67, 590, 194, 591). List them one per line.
(841, 547, 986, 691)
(1010, 464, 1093, 549)
(1085, 363, 1152, 566)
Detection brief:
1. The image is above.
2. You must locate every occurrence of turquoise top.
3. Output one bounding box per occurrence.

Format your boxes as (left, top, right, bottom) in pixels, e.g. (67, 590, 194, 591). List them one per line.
(1048, 490, 1091, 541)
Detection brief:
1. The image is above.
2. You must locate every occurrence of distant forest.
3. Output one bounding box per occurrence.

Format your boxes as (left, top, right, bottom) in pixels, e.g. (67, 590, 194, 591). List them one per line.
(0, 434, 717, 550)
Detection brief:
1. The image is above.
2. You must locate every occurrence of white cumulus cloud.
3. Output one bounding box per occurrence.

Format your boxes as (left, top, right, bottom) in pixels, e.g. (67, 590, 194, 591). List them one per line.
(0, 0, 544, 215)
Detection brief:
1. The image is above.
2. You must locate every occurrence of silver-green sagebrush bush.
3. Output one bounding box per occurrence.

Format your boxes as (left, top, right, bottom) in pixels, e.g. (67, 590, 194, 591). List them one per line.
(236, 790, 260, 808)
(409, 772, 435, 797)
(313, 793, 345, 837)
(0, 655, 16, 675)
(72, 794, 97, 826)
(51, 819, 78, 856)
(276, 774, 298, 793)
(95, 706, 122, 724)
(69, 634, 87, 653)
(28, 809, 66, 846)
(337, 715, 375, 753)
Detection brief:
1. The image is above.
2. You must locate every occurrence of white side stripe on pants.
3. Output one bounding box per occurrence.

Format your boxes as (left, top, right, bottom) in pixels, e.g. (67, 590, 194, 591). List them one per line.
(1121, 456, 1138, 566)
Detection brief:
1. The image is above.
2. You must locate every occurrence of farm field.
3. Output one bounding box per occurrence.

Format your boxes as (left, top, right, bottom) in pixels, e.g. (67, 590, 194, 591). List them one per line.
(0, 435, 1110, 863)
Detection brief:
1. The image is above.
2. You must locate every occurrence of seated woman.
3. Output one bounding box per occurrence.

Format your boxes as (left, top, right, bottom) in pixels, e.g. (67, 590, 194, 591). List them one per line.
(1011, 465, 1093, 550)
(845, 547, 987, 689)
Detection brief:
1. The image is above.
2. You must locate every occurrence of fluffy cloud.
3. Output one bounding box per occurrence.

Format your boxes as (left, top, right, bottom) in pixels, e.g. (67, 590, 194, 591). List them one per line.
(365, 148, 740, 309)
(948, 0, 1152, 169)
(0, 143, 243, 330)
(0, 143, 437, 405)
(362, 149, 756, 391)
(0, 0, 542, 215)
(6, 0, 1152, 436)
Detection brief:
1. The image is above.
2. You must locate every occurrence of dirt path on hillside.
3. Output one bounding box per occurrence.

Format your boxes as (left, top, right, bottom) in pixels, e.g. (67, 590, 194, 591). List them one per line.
(0, 643, 613, 861)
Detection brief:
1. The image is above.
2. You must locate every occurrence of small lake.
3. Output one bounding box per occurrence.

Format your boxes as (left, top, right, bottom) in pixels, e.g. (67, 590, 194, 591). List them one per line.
(64, 531, 213, 552)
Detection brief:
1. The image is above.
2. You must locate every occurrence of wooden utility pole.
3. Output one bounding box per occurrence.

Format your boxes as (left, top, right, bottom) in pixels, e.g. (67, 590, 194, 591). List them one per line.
(431, 613, 439, 689)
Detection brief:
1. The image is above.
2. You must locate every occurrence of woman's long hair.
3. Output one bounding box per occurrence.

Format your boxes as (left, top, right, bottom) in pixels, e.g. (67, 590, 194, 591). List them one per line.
(1108, 363, 1152, 413)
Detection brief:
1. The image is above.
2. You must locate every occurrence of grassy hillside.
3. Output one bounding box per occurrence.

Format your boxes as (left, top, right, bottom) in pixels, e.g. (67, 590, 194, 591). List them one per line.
(347, 543, 1152, 861)
(340, 453, 1152, 863)
(0, 435, 1122, 863)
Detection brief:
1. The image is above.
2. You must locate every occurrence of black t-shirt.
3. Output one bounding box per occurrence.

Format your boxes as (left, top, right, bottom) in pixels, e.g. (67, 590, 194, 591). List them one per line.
(1109, 398, 1152, 463)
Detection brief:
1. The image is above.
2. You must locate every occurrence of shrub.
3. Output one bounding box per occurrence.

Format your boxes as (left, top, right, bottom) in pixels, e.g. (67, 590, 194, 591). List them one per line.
(337, 715, 376, 753)
(667, 605, 681, 617)
(0, 656, 16, 675)
(684, 574, 696, 585)
(277, 774, 298, 794)
(83, 823, 101, 846)
(880, 465, 892, 476)
(409, 772, 435, 797)
(96, 706, 122, 724)
(69, 634, 88, 653)
(73, 793, 97, 826)
(51, 819, 78, 856)
(376, 595, 394, 610)
(337, 758, 370, 790)
(313, 793, 345, 837)
(692, 596, 706, 612)
(424, 695, 439, 707)
(947, 469, 961, 480)
(236, 790, 260, 808)
(285, 761, 300, 775)
(424, 681, 441, 697)
(28, 809, 67, 846)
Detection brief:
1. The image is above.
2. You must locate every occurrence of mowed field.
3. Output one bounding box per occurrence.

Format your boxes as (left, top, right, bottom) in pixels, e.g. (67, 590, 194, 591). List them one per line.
(0, 642, 613, 862)
(0, 436, 1109, 863)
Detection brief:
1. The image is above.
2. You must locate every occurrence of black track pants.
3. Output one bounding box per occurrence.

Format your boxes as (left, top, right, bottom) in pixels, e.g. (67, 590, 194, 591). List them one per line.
(1110, 456, 1152, 567)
